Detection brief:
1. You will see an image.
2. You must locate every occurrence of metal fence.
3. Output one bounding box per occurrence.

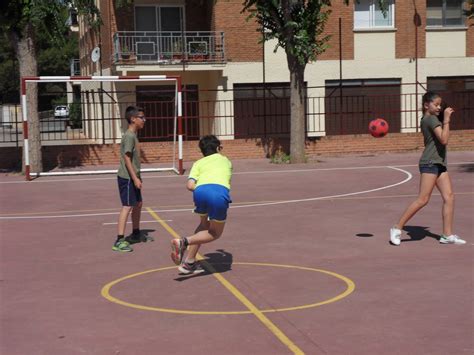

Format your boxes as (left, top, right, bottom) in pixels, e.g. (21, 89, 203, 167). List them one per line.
(112, 31, 226, 64)
(1, 85, 472, 147)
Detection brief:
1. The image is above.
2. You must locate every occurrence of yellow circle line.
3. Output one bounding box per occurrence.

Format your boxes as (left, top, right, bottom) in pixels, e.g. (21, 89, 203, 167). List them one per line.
(101, 262, 355, 315)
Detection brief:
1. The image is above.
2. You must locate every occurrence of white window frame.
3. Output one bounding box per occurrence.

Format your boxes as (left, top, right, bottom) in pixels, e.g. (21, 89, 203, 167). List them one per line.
(354, 0, 395, 30)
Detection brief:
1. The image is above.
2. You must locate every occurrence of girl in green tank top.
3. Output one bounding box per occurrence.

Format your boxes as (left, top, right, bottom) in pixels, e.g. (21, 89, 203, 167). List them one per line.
(389, 92, 465, 246)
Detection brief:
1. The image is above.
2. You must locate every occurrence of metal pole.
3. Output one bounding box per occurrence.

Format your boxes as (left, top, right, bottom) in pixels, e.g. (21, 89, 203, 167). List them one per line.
(414, 11, 421, 133)
(262, 26, 267, 138)
(98, 28, 106, 144)
(339, 17, 343, 135)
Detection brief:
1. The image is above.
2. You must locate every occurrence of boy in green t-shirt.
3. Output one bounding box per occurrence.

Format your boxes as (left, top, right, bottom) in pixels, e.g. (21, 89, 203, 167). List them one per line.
(113, 106, 146, 252)
(170, 135, 232, 274)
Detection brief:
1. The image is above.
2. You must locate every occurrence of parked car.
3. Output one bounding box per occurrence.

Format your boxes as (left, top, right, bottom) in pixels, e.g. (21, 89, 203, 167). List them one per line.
(54, 105, 69, 118)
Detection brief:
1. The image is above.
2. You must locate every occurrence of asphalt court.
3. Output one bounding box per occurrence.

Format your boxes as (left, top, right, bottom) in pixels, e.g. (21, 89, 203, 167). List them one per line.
(0, 151, 472, 355)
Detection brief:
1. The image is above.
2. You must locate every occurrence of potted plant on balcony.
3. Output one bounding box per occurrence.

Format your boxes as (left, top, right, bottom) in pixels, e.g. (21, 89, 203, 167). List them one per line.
(121, 44, 131, 61)
(172, 41, 183, 61)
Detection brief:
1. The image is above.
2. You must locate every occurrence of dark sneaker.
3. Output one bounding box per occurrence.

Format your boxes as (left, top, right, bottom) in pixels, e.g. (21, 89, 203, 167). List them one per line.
(170, 238, 186, 265)
(125, 231, 154, 244)
(112, 239, 133, 252)
(178, 261, 205, 275)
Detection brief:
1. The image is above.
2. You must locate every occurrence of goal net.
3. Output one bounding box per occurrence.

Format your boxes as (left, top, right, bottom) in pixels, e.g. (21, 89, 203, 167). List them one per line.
(21, 75, 183, 180)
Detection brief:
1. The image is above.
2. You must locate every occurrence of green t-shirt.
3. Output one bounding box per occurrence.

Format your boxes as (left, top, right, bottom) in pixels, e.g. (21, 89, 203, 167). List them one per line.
(117, 130, 141, 179)
(188, 153, 232, 189)
(419, 115, 447, 167)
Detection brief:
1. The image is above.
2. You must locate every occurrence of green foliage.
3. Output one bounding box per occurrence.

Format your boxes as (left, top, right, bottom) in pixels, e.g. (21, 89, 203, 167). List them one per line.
(242, 0, 390, 66)
(0, 0, 101, 42)
(465, 0, 474, 19)
(270, 150, 291, 164)
(68, 102, 83, 129)
(0, 34, 18, 103)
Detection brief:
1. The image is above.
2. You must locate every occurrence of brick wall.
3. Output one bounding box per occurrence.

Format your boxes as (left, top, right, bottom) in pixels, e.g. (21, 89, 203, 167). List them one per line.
(467, 14, 474, 57)
(2, 130, 472, 171)
(213, 0, 261, 62)
(396, 0, 426, 59)
(318, 3, 354, 60)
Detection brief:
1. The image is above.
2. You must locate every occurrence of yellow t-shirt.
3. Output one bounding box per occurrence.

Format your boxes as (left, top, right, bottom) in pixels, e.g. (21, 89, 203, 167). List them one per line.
(188, 153, 232, 189)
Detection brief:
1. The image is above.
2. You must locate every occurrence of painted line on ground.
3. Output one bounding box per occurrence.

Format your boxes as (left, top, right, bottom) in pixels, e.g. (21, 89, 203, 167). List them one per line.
(0, 166, 412, 219)
(1, 161, 471, 184)
(2, 191, 473, 219)
(102, 220, 172, 225)
(145, 207, 305, 355)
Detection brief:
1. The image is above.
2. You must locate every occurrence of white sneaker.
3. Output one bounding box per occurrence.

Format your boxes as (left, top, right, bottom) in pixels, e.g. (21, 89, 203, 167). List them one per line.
(439, 234, 466, 245)
(390, 227, 402, 246)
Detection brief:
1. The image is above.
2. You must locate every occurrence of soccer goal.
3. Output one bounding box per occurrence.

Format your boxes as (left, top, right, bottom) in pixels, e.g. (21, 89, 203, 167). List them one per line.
(21, 75, 183, 180)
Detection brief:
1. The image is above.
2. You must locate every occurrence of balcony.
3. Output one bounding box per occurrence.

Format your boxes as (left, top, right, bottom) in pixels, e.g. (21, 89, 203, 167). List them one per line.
(112, 31, 225, 65)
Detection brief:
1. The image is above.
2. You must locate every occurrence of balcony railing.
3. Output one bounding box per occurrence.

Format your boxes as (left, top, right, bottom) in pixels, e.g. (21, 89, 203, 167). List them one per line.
(112, 31, 226, 65)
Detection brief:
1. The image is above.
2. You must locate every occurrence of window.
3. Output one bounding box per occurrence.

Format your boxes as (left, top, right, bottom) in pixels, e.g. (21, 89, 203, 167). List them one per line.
(427, 0, 465, 27)
(354, 0, 395, 29)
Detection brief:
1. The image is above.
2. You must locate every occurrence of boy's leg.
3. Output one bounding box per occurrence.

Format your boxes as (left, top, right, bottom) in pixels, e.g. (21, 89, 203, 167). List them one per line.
(131, 201, 142, 231)
(118, 206, 133, 235)
(185, 215, 210, 262)
(187, 220, 226, 246)
(113, 206, 133, 252)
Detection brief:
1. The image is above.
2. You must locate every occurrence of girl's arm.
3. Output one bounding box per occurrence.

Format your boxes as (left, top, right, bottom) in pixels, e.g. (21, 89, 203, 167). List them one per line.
(433, 107, 453, 145)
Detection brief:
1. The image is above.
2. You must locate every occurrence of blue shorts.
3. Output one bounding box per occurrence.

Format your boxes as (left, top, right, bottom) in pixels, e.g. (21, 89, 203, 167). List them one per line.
(193, 184, 231, 222)
(118, 176, 142, 207)
(419, 163, 447, 176)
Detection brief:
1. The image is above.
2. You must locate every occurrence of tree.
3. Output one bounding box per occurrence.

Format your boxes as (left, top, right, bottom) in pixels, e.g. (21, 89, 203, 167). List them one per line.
(0, 0, 100, 174)
(242, 0, 388, 163)
(465, 0, 474, 20)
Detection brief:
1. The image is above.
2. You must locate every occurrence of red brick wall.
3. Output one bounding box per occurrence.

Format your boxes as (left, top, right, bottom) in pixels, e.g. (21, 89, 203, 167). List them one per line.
(2, 131, 473, 171)
(467, 14, 474, 57)
(213, 0, 261, 62)
(396, 0, 426, 59)
(318, 3, 354, 60)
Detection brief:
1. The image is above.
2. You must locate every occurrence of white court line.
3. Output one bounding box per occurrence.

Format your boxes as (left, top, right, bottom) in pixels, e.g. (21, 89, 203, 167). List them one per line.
(0, 161, 471, 185)
(102, 220, 172, 225)
(0, 166, 412, 220)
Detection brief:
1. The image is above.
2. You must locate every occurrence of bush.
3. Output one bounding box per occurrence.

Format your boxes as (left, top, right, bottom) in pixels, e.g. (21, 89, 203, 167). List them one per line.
(69, 102, 82, 128)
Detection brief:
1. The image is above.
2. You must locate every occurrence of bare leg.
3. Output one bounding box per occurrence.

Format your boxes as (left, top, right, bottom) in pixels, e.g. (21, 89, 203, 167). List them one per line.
(395, 173, 437, 229)
(117, 206, 133, 236)
(185, 220, 226, 261)
(435, 172, 454, 236)
(185, 215, 209, 262)
(131, 201, 143, 231)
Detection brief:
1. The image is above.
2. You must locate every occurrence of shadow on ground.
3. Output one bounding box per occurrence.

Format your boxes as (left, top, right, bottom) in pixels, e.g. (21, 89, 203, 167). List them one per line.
(174, 249, 233, 282)
(458, 163, 474, 173)
(402, 225, 440, 243)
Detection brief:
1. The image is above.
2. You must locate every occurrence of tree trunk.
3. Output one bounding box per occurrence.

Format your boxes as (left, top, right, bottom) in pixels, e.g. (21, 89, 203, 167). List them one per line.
(288, 56, 306, 163)
(13, 24, 42, 174)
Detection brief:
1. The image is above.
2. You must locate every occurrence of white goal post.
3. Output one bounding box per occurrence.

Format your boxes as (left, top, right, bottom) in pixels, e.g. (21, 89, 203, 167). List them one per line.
(21, 75, 183, 181)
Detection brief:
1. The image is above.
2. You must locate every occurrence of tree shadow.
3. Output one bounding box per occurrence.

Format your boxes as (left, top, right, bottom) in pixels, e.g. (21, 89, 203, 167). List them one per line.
(402, 225, 440, 243)
(174, 249, 233, 282)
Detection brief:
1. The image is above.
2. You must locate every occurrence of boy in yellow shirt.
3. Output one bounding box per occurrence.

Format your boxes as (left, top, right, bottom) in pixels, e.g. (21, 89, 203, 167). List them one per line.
(170, 135, 232, 274)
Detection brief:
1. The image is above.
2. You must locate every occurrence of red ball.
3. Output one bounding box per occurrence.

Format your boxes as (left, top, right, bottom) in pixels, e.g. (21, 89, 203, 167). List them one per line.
(368, 118, 389, 138)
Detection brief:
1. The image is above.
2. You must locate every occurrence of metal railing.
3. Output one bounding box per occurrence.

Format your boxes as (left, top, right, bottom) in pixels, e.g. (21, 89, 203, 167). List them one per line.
(1, 87, 472, 147)
(112, 31, 226, 64)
